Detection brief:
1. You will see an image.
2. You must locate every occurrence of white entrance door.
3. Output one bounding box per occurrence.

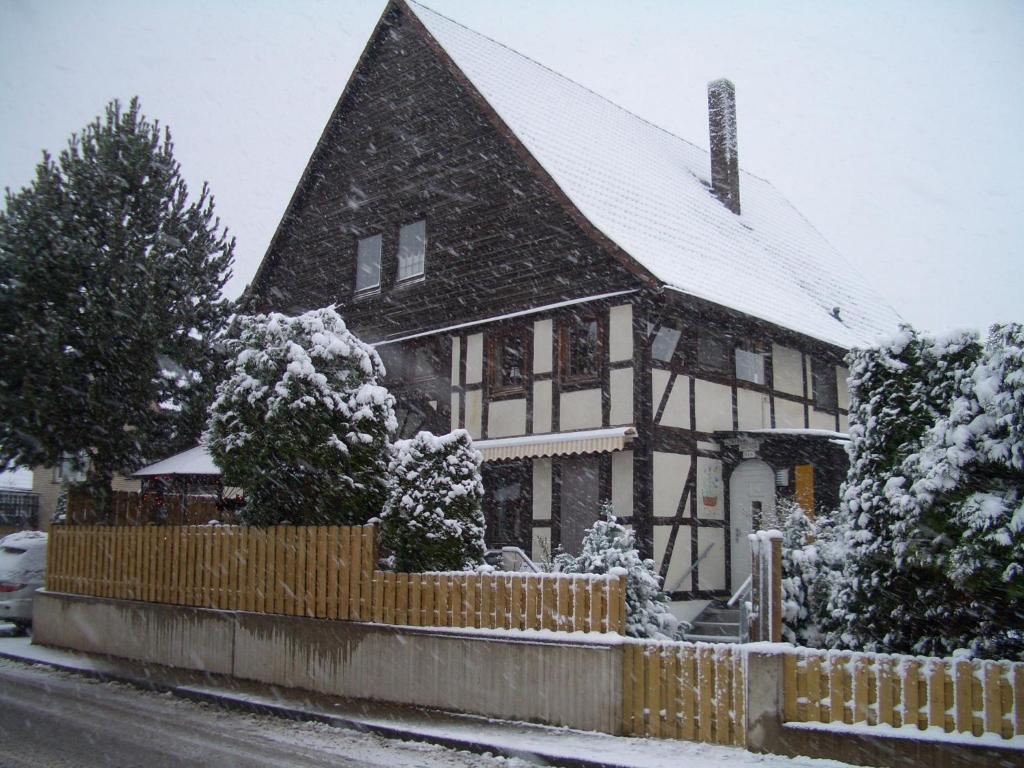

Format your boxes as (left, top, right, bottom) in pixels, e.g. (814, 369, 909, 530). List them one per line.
(729, 459, 776, 591)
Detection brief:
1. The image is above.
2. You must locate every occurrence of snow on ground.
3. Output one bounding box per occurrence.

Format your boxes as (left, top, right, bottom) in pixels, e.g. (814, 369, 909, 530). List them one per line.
(0, 629, 874, 768)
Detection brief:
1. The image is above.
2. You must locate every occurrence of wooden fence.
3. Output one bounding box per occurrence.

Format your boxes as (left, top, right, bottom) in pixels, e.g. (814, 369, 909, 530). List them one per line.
(66, 489, 225, 526)
(45, 525, 624, 634)
(783, 647, 1024, 740)
(622, 641, 746, 746)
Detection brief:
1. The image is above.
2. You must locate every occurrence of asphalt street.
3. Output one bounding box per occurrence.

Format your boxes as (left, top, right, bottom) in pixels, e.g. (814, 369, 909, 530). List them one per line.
(0, 657, 521, 768)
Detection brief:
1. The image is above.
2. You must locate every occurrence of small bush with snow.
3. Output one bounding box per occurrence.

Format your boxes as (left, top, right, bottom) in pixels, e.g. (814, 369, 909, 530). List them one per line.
(204, 307, 396, 526)
(378, 429, 486, 572)
(555, 502, 688, 640)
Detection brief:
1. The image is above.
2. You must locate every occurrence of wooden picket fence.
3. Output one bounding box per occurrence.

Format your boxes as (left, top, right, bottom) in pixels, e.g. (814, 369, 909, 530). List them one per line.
(783, 647, 1024, 740)
(45, 525, 624, 634)
(622, 641, 746, 746)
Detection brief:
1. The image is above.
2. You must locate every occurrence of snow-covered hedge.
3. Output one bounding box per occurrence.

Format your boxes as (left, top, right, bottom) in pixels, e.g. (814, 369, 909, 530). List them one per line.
(555, 503, 688, 640)
(204, 307, 396, 526)
(818, 323, 1023, 659)
(378, 429, 486, 572)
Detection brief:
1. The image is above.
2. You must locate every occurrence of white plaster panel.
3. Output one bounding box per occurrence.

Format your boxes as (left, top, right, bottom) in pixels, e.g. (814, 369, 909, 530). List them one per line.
(532, 380, 552, 433)
(465, 389, 482, 439)
(697, 527, 726, 591)
(609, 367, 633, 426)
(466, 333, 483, 385)
(611, 450, 633, 517)
(608, 304, 633, 363)
(693, 379, 733, 434)
(559, 389, 602, 431)
(450, 392, 460, 431)
(696, 456, 724, 520)
(450, 335, 461, 383)
(488, 399, 527, 438)
(653, 451, 691, 518)
(772, 344, 804, 397)
(838, 412, 849, 433)
(533, 459, 552, 520)
(736, 388, 770, 430)
(837, 365, 851, 411)
(809, 407, 836, 431)
(651, 369, 670, 418)
(654, 524, 692, 593)
(774, 398, 806, 429)
(533, 319, 553, 374)
(659, 375, 691, 429)
(532, 527, 552, 565)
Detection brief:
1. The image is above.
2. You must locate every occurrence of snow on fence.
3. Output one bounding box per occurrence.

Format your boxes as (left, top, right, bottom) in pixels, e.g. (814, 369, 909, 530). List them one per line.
(622, 641, 746, 746)
(782, 646, 1024, 741)
(44, 525, 624, 634)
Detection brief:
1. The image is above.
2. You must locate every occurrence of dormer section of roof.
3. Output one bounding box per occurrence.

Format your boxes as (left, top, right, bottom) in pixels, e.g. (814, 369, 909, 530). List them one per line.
(708, 78, 740, 215)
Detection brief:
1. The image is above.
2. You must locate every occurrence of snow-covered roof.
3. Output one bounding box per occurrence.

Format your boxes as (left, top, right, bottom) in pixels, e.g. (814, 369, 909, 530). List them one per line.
(406, 1, 901, 349)
(134, 446, 220, 477)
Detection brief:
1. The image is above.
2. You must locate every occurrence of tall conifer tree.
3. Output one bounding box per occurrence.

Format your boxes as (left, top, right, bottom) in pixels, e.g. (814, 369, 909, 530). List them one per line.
(0, 99, 234, 514)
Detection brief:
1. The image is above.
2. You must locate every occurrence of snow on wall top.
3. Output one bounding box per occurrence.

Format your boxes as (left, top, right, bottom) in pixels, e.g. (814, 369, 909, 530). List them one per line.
(406, 1, 901, 349)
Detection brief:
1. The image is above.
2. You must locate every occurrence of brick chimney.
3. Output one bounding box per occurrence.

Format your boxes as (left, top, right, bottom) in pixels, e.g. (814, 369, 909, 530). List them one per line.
(708, 78, 740, 214)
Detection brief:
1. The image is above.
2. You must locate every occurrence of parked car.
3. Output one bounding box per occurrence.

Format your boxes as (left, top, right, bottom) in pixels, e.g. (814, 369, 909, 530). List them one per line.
(0, 530, 47, 635)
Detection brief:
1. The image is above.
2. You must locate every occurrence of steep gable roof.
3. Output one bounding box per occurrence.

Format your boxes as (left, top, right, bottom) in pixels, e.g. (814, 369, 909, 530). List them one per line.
(404, 1, 900, 349)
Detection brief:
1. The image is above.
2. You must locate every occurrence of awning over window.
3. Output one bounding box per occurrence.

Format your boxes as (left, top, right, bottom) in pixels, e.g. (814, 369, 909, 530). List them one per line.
(475, 426, 636, 462)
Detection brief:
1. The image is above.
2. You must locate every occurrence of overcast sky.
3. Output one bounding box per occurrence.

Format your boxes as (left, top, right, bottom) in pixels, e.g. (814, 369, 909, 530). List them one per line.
(1, 0, 1021, 339)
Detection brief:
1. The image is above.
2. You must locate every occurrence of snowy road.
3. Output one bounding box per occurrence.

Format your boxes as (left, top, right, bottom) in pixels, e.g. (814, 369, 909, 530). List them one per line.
(0, 658, 522, 768)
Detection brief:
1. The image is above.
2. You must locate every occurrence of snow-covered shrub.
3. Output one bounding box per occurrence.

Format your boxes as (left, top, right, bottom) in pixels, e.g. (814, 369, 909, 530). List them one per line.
(885, 323, 1024, 658)
(378, 429, 486, 572)
(824, 325, 982, 654)
(777, 499, 827, 646)
(204, 307, 396, 526)
(555, 502, 688, 640)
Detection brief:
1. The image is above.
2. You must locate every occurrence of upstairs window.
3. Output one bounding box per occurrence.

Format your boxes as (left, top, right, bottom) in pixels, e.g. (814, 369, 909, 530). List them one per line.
(561, 314, 600, 381)
(354, 234, 382, 292)
(811, 357, 838, 411)
(651, 325, 682, 363)
(698, 329, 731, 374)
(396, 220, 426, 282)
(735, 340, 767, 385)
(489, 327, 526, 393)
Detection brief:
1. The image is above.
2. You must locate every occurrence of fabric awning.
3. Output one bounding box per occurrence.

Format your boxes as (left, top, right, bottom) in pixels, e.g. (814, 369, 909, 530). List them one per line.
(475, 426, 636, 462)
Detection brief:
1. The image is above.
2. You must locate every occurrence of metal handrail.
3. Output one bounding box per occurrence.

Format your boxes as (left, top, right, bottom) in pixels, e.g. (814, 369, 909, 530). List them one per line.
(669, 541, 714, 592)
(726, 574, 752, 607)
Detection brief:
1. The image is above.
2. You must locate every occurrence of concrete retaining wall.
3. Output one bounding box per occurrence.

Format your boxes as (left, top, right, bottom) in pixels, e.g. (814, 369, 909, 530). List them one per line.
(33, 591, 622, 733)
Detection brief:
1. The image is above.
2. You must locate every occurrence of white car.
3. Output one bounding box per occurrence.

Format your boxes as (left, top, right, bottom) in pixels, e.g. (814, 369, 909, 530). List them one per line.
(0, 530, 47, 634)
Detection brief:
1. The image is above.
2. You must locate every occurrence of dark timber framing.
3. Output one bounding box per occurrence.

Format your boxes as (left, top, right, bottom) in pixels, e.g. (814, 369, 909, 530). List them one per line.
(247, 0, 855, 607)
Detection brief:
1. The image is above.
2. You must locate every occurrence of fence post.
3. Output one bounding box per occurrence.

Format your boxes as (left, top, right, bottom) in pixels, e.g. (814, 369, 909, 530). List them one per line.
(744, 647, 785, 754)
(748, 530, 783, 643)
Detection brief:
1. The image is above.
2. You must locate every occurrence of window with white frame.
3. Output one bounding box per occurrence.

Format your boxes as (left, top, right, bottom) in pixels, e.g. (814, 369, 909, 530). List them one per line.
(396, 220, 426, 282)
(355, 234, 382, 292)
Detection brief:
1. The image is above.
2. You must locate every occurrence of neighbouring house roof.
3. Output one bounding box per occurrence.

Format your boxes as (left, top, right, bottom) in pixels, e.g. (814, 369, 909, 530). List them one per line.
(474, 426, 636, 462)
(405, 1, 901, 349)
(133, 446, 219, 477)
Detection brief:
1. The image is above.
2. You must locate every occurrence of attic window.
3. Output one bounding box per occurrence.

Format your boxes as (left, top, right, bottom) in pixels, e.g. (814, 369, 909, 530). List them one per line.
(651, 326, 682, 363)
(354, 234, 382, 293)
(397, 220, 426, 282)
(489, 327, 527, 394)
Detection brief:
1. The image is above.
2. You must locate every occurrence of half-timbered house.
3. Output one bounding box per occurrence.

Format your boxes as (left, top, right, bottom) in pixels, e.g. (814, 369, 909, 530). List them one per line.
(247, 0, 901, 619)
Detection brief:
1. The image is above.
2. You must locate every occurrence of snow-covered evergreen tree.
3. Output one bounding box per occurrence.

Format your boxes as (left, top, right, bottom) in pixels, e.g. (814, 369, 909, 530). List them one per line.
(778, 499, 824, 646)
(205, 307, 396, 526)
(824, 325, 987, 654)
(378, 429, 485, 572)
(556, 502, 687, 640)
(0, 98, 234, 516)
(885, 323, 1024, 658)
